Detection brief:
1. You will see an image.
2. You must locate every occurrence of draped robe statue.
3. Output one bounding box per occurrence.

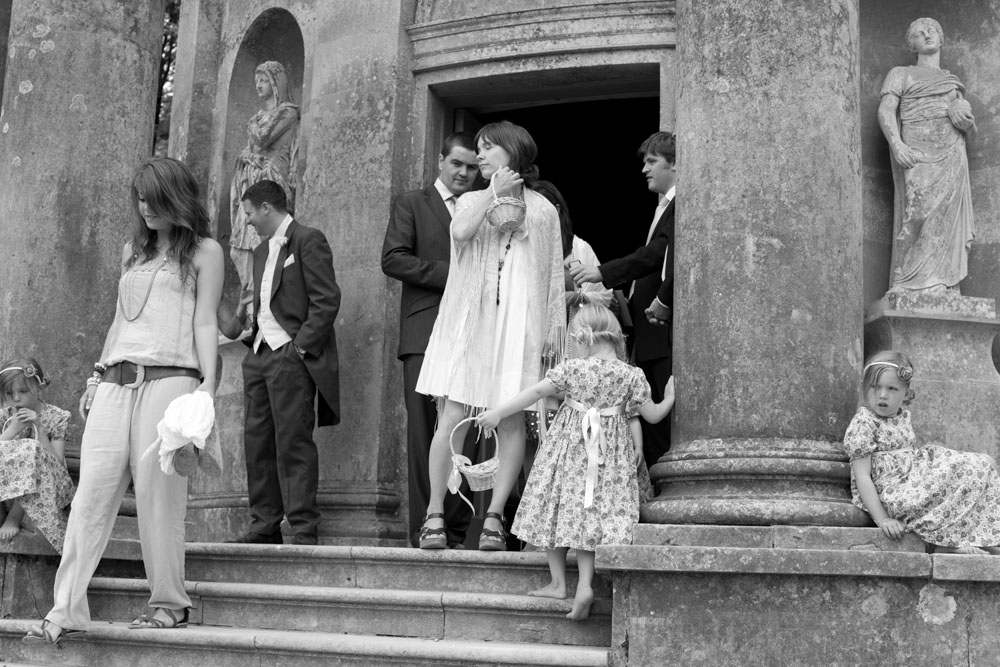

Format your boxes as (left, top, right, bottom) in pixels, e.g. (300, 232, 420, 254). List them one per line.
(877, 18, 975, 294)
(230, 61, 299, 290)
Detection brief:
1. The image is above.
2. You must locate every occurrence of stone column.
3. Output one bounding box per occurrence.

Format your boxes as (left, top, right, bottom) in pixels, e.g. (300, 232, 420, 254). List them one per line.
(0, 1, 165, 412)
(644, 0, 869, 526)
(168, 0, 223, 193)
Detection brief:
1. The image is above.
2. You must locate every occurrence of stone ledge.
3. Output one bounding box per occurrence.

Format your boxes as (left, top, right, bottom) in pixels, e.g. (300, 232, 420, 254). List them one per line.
(931, 553, 1000, 582)
(596, 545, 932, 578)
(0, 619, 611, 667)
(633, 524, 927, 552)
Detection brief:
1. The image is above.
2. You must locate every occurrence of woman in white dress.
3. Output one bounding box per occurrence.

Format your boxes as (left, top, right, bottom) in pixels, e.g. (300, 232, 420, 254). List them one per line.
(416, 121, 565, 550)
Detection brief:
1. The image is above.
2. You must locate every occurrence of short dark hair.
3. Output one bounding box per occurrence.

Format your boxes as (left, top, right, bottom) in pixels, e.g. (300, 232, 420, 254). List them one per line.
(441, 132, 477, 158)
(241, 180, 288, 211)
(475, 120, 540, 186)
(637, 132, 676, 163)
(532, 180, 573, 257)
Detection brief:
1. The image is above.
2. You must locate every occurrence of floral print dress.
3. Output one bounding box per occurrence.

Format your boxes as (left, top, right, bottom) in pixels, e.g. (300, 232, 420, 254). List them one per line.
(844, 406, 1000, 548)
(512, 357, 653, 551)
(0, 404, 75, 552)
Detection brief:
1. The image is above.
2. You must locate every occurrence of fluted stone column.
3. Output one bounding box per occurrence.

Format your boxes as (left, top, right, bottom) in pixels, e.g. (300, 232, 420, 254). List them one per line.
(644, 0, 869, 526)
(0, 0, 165, 411)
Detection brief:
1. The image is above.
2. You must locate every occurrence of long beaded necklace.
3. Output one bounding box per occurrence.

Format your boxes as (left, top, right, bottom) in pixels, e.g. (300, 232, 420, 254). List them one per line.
(496, 231, 516, 306)
(119, 249, 170, 322)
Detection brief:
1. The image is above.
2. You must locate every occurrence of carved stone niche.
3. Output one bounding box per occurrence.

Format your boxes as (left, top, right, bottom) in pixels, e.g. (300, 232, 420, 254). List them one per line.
(218, 7, 305, 282)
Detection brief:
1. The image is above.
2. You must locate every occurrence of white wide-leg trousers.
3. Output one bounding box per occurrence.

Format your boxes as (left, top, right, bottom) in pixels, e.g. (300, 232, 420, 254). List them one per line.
(46, 376, 195, 630)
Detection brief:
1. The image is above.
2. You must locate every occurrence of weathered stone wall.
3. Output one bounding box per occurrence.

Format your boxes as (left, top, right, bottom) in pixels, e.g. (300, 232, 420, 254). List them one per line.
(861, 0, 1000, 307)
(173, 0, 417, 542)
(602, 526, 1000, 666)
(0, 0, 165, 414)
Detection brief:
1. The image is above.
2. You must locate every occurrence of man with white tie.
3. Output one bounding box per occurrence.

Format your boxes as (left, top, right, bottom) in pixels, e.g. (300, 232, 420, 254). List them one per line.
(231, 179, 341, 545)
(569, 131, 677, 465)
(381, 132, 480, 548)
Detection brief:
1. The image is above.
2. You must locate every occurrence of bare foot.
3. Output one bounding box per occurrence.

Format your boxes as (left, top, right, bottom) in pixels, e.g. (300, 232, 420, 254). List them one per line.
(528, 581, 566, 599)
(0, 523, 20, 543)
(936, 545, 989, 555)
(566, 586, 594, 620)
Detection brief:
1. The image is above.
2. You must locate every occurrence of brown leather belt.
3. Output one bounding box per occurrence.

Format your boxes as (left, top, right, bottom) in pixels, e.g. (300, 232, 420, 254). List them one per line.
(103, 362, 201, 388)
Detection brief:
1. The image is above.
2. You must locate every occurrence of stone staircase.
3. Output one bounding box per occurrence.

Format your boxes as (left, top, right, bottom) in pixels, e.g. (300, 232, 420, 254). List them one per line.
(0, 544, 611, 666)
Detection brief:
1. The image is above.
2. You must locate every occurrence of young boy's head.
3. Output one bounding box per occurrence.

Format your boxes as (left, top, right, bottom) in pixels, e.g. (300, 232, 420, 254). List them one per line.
(638, 132, 677, 196)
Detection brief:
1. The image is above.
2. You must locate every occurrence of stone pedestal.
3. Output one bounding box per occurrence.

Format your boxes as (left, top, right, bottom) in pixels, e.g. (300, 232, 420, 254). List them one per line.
(865, 291, 1000, 459)
(599, 525, 1000, 667)
(645, 0, 867, 526)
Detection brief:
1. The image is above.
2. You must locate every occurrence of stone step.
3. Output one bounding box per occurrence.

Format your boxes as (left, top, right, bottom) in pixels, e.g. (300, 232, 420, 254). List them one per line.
(86, 577, 612, 647)
(183, 543, 611, 598)
(0, 620, 609, 667)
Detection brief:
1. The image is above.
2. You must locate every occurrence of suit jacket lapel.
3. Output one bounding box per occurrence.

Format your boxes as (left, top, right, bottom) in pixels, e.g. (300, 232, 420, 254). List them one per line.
(653, 198, 675, 239)
(270, 219, 297, 300)
(426, 185, 452, 230)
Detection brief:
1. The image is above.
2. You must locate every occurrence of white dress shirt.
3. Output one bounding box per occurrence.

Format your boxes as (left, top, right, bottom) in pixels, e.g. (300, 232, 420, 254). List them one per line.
(253, 214, 294, 352)
(631, 186, 676, 298)
(433, 178, 457, 218)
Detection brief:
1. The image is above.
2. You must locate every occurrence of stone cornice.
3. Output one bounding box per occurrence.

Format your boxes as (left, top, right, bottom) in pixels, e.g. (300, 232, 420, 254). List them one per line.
(407, 1, 676, 73)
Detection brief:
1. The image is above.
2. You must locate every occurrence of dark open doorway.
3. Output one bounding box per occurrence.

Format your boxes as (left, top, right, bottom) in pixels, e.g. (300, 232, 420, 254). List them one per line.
(0, 0, 12, 102)
(430, 62, 663, 265)
(469, 98, 661, 263)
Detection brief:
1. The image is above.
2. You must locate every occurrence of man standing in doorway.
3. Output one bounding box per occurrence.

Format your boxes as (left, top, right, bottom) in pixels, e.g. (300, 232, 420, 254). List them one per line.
(382, 132, 479, 548)
(569, 131, 676, 466)
(230, 179, 341, 545)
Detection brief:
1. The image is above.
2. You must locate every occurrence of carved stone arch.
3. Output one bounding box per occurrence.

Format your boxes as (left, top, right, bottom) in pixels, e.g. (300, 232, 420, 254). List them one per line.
(218, 7, 304, 255)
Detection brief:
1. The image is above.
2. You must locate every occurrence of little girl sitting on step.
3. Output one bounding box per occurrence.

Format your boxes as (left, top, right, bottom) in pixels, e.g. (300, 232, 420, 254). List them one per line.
(477, 303, 674, 619)
(845, 350, 1000, 554)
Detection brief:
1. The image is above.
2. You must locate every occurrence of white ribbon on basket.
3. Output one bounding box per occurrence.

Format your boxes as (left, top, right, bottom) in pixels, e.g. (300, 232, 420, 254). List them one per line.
(448, 416, 498, 513)
(141, 391, 215, 475)
(563, 397, 627, 508)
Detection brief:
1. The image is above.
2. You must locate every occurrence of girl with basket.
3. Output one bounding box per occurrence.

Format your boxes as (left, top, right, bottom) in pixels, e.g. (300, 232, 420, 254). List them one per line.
(477, 303, 674, 619)
(416, 121, 566, 551)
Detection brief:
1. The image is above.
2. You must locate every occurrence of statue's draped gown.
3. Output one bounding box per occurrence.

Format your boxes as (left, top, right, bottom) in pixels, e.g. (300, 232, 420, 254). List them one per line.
(881, 65, 974, 291)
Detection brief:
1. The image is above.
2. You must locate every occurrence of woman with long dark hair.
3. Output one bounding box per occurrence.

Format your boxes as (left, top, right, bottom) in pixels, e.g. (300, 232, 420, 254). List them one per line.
(25, 157, 224, 644)
(416, 121, 565, 551)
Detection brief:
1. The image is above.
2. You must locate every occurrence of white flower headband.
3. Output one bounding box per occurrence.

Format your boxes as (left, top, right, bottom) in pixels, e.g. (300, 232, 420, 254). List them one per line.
(0, 364, 48, 386)
(863, 360, 913, 382)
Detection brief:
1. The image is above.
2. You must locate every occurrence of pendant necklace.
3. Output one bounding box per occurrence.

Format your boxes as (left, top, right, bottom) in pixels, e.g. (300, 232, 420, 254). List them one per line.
(119, 249, 169, 322)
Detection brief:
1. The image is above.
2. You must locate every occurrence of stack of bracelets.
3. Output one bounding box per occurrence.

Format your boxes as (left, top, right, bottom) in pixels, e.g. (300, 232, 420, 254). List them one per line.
(86, 363, 107, 388)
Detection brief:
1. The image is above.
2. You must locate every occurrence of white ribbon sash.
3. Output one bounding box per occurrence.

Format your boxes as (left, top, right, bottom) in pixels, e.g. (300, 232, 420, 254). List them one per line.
(563, 397, 627, 508)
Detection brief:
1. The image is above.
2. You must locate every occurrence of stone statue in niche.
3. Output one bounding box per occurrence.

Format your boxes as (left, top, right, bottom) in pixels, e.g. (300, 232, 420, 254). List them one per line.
(229, 60, 300, 289)
(878, 18, 976, 295)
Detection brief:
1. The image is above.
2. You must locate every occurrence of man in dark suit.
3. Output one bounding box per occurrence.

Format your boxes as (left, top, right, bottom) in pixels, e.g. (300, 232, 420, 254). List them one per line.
(569, 131, 676, 466)
(230, 179, 340, 545)
(382, 132, 479, 548)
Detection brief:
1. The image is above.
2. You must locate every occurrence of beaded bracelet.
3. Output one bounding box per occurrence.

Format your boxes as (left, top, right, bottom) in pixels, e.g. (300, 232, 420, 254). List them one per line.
(86, 372, 102, 388)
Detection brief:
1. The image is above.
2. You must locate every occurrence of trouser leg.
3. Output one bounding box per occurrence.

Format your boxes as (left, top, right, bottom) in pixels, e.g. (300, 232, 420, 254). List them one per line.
(269, 344, 320, 538)
(243, 346, 284, 535)
(639, 356, 672, 465)
(131, 376, 197, 611)
(46, 383, 132, 630)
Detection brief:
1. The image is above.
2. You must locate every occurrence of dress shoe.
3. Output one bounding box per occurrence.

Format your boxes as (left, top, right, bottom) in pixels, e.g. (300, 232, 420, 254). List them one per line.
(226, 531, 282, 544)
(290, 534, 318, 546)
